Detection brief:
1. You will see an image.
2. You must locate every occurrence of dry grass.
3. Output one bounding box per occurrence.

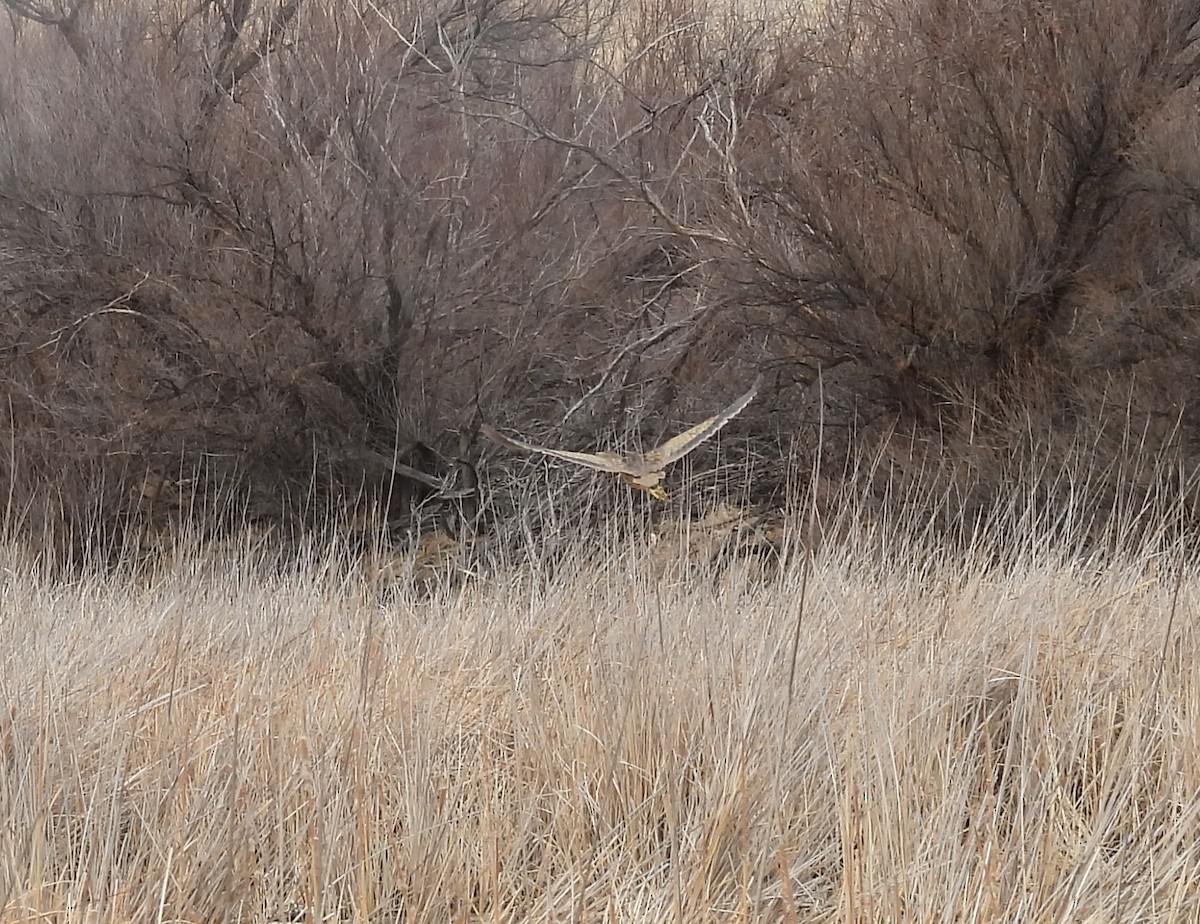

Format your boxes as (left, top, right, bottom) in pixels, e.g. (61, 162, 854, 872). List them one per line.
(2, 495, 1199, 923)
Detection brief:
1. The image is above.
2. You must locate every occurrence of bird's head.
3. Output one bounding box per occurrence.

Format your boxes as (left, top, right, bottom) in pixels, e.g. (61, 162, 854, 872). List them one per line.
(621, 471, 668, 501)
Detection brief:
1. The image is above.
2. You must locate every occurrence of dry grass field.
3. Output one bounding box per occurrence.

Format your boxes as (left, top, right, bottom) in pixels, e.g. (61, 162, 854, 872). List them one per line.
(5, 1, 1200, 919)
(3, 493, 1199, 923)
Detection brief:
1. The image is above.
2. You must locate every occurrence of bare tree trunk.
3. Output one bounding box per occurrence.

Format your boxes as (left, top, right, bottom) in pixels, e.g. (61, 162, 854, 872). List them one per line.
(0, 0, 93, 63)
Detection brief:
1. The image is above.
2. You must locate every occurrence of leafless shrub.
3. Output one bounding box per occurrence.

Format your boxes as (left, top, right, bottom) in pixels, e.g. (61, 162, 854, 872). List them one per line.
(1, 0, 93, 62)
(9, 0, 1200, 550)
(720, 0, 1200, 485)
(0, 0, 764, 549)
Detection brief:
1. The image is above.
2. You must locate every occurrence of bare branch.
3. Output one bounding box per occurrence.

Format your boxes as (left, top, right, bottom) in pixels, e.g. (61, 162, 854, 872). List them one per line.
(0, 0, 92, 61)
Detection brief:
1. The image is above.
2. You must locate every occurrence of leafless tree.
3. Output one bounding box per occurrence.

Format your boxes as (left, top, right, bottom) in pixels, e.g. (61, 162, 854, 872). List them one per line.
(1, 0, 94, 62)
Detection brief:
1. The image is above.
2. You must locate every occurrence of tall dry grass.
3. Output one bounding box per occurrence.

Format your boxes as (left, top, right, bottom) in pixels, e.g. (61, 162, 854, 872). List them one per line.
(2, 484, 1199, 923)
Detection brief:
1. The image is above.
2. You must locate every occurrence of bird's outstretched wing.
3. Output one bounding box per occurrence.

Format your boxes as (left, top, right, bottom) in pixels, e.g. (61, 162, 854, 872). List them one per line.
(645, 378, 761, 468)
(481, 425, 631, 474)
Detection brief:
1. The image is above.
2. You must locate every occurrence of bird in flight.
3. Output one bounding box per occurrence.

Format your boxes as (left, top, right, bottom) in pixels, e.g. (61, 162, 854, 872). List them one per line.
(483, 379, 760, 500)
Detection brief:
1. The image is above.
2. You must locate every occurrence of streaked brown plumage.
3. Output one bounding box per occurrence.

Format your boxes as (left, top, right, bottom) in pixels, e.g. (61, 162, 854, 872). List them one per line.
(483, 379, 759, 500)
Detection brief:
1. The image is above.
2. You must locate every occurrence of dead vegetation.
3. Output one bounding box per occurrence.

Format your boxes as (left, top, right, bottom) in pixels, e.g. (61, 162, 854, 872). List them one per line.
(8, 6, 1200, 917)
(3, 483, 1200, 922)
(3, 0, 1200, 551)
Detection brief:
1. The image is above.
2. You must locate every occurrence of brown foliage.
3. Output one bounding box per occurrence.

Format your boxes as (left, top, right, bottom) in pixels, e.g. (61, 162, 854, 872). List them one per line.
(0, 0, 750, 549)
(724, 0, 1200, 410)
(5, 0, 1200, 551)
(724, 0, 1200, 460)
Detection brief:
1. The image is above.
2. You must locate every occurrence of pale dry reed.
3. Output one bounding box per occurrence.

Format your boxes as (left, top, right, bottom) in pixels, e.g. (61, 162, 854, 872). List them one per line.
(1, 506, 1198, 923)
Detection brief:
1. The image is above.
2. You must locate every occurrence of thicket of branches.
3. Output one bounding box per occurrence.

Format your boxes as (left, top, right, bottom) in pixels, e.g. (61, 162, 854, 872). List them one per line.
(2, 0, 1200, 551)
